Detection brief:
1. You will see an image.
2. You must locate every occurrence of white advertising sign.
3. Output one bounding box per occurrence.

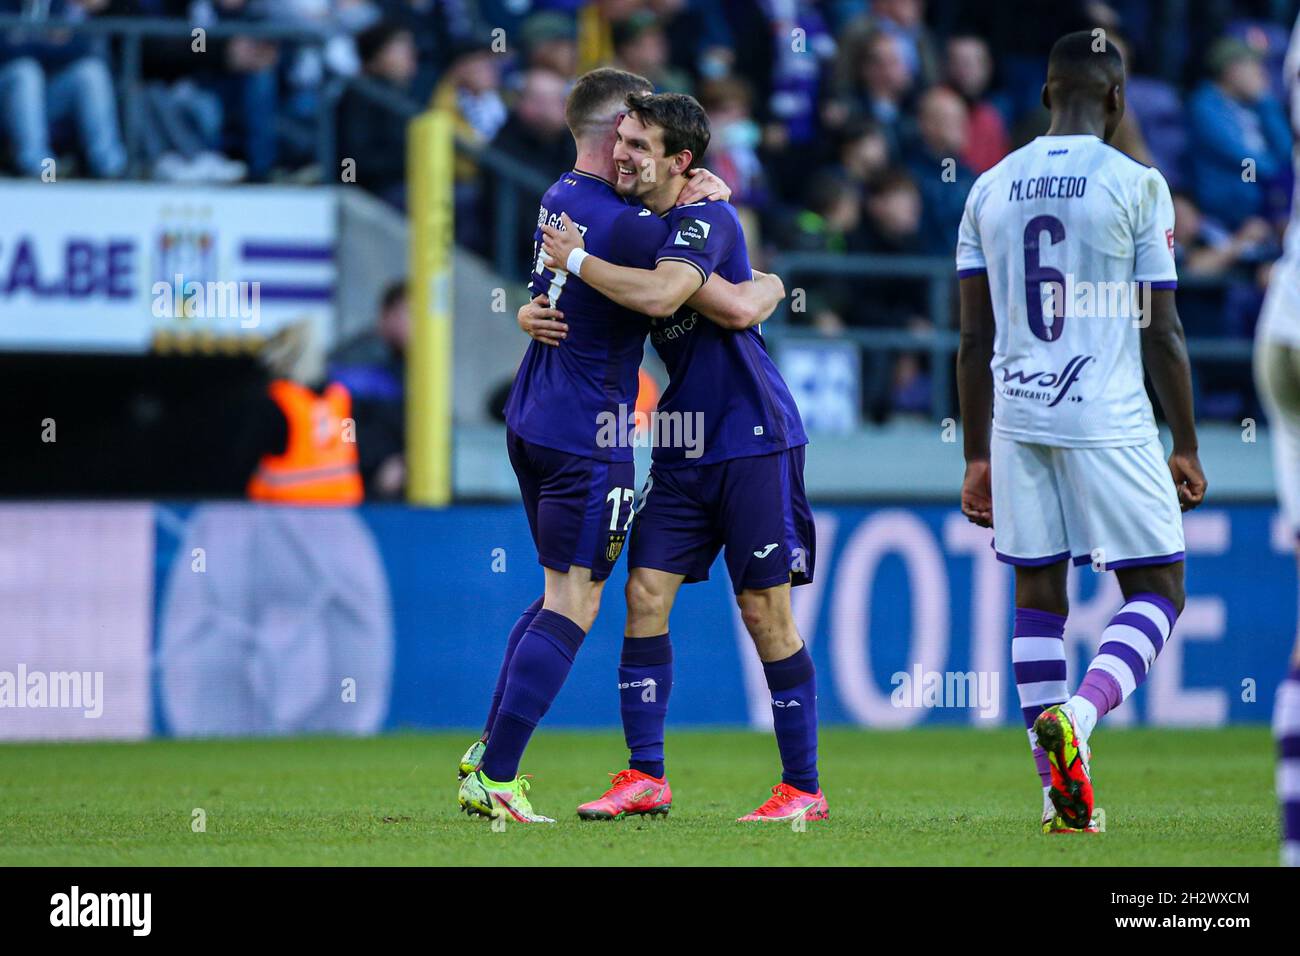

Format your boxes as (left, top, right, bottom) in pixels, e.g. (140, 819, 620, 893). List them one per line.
(0, 504, 154, 739)
(0, 181, 337, 352)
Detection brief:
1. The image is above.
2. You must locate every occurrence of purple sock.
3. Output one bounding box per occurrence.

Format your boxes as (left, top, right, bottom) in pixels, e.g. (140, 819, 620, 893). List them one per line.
(481, 609, 585, 782)
(1075, 592, 1177, 721)
(483, 596, 543, 738)
(619, 634, 672, 779)
(1011, 607, 1068, 788)
(762, 645, 819, 794)
(1075, 669, 1123, 715)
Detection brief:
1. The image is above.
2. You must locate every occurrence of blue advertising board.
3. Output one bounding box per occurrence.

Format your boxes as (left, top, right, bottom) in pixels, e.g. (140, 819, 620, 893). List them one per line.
(148, 503, 1297, 736)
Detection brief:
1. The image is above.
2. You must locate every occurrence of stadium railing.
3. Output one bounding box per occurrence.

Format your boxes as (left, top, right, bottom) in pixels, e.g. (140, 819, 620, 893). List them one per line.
(764, 254, 1258, 419)
(0, 14, 342, 176)
(0, 11, 552, 260)
(338, 77, 552, 275)
(5, 15, 1259, 419)
(766, 253, 958, 416)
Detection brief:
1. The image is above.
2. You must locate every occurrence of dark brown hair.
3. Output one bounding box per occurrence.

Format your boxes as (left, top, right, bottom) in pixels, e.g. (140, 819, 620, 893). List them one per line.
(624, 91, 711, 170)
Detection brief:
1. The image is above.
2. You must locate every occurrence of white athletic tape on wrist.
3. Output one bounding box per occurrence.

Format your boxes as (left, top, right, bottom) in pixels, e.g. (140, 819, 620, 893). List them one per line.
(567, 248, 589, 276)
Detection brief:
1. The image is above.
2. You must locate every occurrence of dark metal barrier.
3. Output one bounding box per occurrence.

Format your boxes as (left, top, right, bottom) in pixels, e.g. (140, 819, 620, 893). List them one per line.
(766, 253, 1257, 418)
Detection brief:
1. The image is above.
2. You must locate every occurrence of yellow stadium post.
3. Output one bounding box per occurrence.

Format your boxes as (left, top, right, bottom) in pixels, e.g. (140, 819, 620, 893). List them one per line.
(406, 110, 454, 506)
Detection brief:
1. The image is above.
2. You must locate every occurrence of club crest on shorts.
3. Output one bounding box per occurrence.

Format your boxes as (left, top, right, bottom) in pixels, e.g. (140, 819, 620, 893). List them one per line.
(606, 531, 627, 562)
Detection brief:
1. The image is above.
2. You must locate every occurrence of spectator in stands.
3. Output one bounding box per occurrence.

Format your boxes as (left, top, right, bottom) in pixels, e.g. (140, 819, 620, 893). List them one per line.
(328, 280, 408, 499)
(612, 11, 692, 94)
(1168, 191, 1272, 415)
(783, 172, 862, 337)
(861, 167, 923, 258)
(103, 0, 246, 183)
(698, 77, 769, 212)
(337, 20, 417, 208)
(0, 0, 127, 178)
(198, 0, 282, 181)
(378, 0, 478, 101)
(1110, 30, 1186, 188)
(431, 36, 506, 251)
(519, 10, 578, 78)
(1172, 191, 1276, 277)
(492, 67, 573, 178)
(1187, 37, 1291, 230)
(857, 166, 928, 329)
(943, 33, 1010, 173)
(834, 28, 914, 158)
(856, 166, 927, 366)
(956, 0, 1104, 122)
(763, 0, 835, 147)
(573, 0, 646, 74)
(852, 0, 938, 88)
(789, 172, 860, 257)
(431, 37, 506, 167)
(675, 0, 735, 83)
(835, 117, 891, 195)
(906, 86, 975, 256)
(269, 0, 379, 170)
(858, 166, 932, 418)
(489, 65, 574, 275)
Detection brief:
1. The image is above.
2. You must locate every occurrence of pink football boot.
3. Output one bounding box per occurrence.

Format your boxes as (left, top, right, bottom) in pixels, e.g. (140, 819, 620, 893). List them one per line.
(738, 782, 829, 823)
(576, 769, 673, 820)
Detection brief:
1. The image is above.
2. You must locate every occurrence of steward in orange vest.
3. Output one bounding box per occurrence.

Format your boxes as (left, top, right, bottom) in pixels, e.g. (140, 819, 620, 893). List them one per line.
(247, 380, 364, 505)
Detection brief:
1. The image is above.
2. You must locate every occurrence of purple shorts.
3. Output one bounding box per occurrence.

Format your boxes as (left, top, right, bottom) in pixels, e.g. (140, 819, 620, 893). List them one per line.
(507, 428, 636, 582)
(628, 446, 815, 594)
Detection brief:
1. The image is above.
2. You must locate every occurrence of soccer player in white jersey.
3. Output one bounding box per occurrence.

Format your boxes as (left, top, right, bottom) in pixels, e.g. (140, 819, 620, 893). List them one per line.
(955, 31, 1207, 832)
(1255, 13, 1300, 868)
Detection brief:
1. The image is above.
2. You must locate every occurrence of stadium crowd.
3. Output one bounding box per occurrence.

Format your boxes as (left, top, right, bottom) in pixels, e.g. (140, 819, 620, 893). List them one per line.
(1, 0, 1296, 421)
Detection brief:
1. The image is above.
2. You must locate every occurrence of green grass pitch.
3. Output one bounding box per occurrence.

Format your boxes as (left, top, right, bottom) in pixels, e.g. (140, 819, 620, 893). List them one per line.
(0, 727, 1278, 866)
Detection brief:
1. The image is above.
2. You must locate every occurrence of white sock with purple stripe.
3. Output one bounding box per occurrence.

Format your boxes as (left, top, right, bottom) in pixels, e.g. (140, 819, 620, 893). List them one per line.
(1012, 607, 1069, 788)
(1275, 664, 1300, 867)
(1067, 592, 1178, 741)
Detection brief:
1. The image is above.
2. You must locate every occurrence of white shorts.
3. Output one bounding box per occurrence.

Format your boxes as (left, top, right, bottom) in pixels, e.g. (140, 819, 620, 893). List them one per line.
(1258, 258, 1300, 349)
(990, 432, 1185, 570)
(1255, 337, 1300, 537)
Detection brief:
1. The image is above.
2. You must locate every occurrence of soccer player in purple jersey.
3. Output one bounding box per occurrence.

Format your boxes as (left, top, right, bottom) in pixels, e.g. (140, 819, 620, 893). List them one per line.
(457, 70, 787, 823)
(540, 92, 827, 824)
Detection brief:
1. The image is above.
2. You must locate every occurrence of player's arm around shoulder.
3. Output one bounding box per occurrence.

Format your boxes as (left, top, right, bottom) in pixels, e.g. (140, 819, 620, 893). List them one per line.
(540, 211, 701, 318)
(669, 199, 779, 329)
(677, 167, 732, 205)
(517, 293, 567, 346)
(685, 269, 786, 330)
(652, 199, 746, 320)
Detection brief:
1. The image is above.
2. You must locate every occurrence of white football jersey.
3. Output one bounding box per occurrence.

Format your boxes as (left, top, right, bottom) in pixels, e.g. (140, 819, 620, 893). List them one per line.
(1257, 12, 1300, 347)
(956, 134, 1178, 447)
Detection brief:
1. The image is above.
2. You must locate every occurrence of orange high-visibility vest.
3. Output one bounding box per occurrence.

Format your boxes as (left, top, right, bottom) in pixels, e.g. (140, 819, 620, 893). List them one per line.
(635, 368, 660, 433)
(247, 380, 364, 505)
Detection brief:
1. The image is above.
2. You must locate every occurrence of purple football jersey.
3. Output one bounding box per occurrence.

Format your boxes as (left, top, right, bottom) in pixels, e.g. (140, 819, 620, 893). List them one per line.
(648, 200, 808, 467)
(504, 170, 669, 461)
